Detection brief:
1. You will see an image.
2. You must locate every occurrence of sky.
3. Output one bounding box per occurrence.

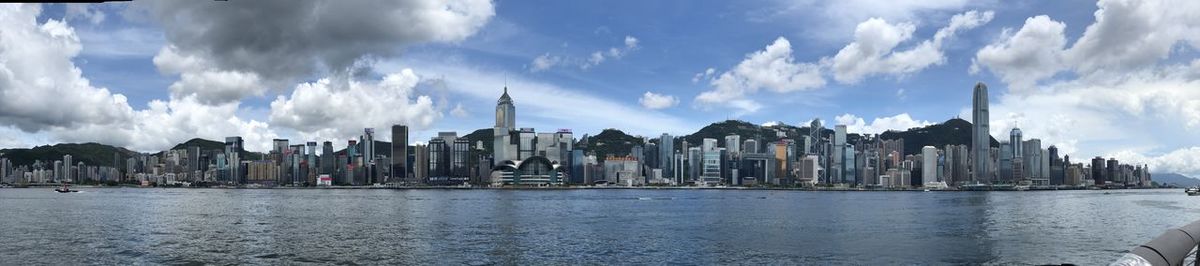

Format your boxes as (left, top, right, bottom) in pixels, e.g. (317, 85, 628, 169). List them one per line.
(1, 0, 1199, 176)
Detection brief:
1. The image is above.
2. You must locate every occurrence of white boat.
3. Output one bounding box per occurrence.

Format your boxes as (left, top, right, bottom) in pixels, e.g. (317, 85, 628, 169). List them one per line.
(1185, 187, 1199, 196)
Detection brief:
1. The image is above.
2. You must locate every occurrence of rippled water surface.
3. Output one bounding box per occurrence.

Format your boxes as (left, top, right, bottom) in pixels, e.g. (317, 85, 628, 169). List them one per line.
(0, 188, 1197, 265)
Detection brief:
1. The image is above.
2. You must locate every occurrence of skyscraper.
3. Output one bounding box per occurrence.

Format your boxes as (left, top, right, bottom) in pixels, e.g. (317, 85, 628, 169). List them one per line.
(493, 87, 516, 165)
(834, 125, 847, 184)
(321, 141, 334, 175)
(972, 82, 990, 184)
(921, 146, 937, 186)
(63, 154, 72, 182)
(391, 124, 408, 182)
(363, 128, 376, 184)
(657, 133, 676, 178)
(725, 135, 740, 156)
(224, 136, 243, 184)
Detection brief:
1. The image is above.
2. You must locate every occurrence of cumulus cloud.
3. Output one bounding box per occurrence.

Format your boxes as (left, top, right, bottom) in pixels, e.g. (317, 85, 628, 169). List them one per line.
(831, 10, 993, 84)
(972, 15, 1068, 91)
(974, 0, 1200, 92)
(638, 91, 679, 110)
(1111, 147, 1200, 178)
(269, 69, 441, 142)
(0, 4, 134, 132)
(141, 0, 495, 83)
(52, 95, 281, 152)
(0, 4, 286, 152)
(967, 0, 1200, 165)
(696, 37, 824, 112)
(834, 113, 933, 134)
(759, 0, 981, 44)
(1065, 0, 1200, 76)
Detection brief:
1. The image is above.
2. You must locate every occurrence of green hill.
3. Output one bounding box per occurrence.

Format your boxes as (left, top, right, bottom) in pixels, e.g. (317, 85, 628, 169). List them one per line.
(878, 118, 1000, 155)
(0, 143, 136, 167)
(170, 138, 264, 160)
(585, 129, 643, 161)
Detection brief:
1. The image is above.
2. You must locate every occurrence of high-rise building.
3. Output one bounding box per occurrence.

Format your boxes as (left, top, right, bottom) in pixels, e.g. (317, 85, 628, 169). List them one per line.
(451, 137, 471, 183)
(63, 155, 73, 182)
(362, 128, 376, 183)
(392, 124, 408, 182)
(224, 136, 243, 184)
(493, 87, 516, 165)
(743, 139, 758, 154)
(413, 144, 429, 182)
(428, 137, 449, 183)
(1091, 156, 1106, 185)
(725, 135, 741, 156)
(658, 134, 674, 178)
(1022, 138, 1041, 179)
(1010, 128, 1023, 158)
(921, 146, 937, 186)
(321, 141, 334, 175)
(972, 82, 990, 184)
(833, 125, 847, 184)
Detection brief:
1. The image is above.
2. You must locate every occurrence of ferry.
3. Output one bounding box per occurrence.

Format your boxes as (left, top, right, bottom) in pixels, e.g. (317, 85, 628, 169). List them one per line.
(54, 183, 79, 193)
(1186, 187, 1200, 196)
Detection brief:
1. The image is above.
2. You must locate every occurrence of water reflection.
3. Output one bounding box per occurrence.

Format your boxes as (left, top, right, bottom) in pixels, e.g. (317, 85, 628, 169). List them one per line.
(0, 188, 1196, 265)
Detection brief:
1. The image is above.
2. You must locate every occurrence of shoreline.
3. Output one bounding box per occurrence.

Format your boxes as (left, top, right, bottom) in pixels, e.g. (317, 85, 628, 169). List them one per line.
(1, 184, 1165, 192)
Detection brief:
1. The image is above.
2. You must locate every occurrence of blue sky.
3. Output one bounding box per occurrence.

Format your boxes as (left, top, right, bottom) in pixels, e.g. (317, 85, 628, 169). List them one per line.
(4, 1, 1200, 176)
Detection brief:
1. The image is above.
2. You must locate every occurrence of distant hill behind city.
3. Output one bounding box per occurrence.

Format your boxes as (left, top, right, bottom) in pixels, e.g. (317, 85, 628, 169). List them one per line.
(1149, 173, 1200, 187)
(0, 118, 1017, 166)
(0, 143, 137, 167)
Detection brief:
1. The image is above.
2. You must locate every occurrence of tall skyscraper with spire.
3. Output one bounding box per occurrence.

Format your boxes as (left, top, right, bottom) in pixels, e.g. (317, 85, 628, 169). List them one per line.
(972, 82, 990, 184)
(493, 87, 516, 166)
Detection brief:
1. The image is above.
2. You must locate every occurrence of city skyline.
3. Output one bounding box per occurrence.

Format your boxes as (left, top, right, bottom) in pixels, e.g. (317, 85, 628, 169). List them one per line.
(0, 1, 1198, 177)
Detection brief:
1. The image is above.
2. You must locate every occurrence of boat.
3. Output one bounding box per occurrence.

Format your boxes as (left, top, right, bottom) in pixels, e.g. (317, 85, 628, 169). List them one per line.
(54, 184, 79, 193)
(1186, 187, 1200, 196)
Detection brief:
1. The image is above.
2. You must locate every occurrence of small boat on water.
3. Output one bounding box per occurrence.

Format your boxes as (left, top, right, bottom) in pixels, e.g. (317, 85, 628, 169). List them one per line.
(54, 184, 79, 193)
(1186, 187, 1200, 196)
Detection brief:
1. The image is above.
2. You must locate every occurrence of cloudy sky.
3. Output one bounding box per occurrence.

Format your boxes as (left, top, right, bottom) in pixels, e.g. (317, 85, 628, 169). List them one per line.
(1, 0, 1199, 176)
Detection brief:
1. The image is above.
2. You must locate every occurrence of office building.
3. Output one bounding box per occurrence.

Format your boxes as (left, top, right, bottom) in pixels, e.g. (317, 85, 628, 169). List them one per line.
(972, 82, 990, 184)
(392, 124, 408, 181)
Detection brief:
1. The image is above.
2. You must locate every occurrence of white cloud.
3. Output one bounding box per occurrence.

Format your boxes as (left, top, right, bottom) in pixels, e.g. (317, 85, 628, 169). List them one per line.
(535, 35, 639, 71)
(450, 103, 469, 118)
(831, 10, 993, 84)
(584, 51, 606, 69)
(835, 113, 933, 134)
(1065, 0, 1200, 77)
(1111, 147, 1200, 177)
(386, 60, 696, 136)
(967, 0, 1200, 166)
(268, 69, 440, 142)
(0, 4, 279, 152)
(140, 0, 495, 82)
(0, 5, 134, 132)
(152, 45, 267, 105)
(530, 53, 562, 72)
(972, 15, 1068, 91)
(54, 95, 281, 153)
(638, 91, 679, 110)
(696, 37, 824, 113)
(64, 4, 106, 25)
(581, 35, 638, 69)
(758, 0, 984, 44)
(975, 0, 1200, 92)
(692, 67, 715, 83)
